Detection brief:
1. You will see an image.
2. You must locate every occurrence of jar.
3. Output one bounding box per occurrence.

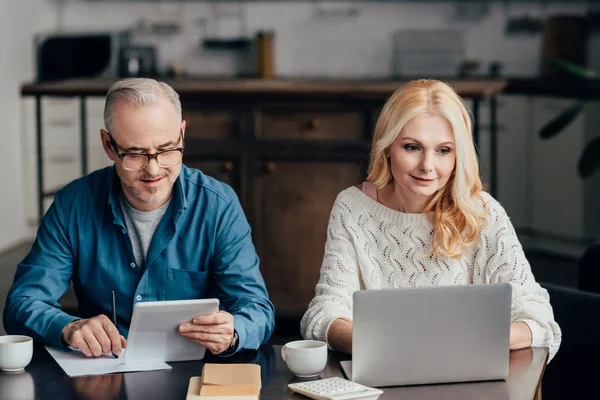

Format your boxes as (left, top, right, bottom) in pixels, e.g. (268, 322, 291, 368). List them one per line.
(256, 31, 275, 78)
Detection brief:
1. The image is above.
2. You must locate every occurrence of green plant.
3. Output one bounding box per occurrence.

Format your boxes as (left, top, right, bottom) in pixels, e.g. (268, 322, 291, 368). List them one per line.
(539, 60, 600, 178)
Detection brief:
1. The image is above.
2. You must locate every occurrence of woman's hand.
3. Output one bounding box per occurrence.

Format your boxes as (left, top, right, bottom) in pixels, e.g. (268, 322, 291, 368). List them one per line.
(327, 318, 353, 354)
(509, 321, 533, 350)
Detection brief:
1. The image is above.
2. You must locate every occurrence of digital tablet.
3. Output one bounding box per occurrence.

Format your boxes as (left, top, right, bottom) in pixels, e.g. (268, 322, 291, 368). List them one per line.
(124, 298, 220, 363)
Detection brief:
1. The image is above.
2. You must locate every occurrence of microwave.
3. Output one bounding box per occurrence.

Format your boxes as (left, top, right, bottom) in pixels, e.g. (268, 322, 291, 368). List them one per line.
(35, 31, 131, 81)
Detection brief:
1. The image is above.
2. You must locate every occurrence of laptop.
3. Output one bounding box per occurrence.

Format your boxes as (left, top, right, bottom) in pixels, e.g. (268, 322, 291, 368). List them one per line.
(340, 283, 512, 387)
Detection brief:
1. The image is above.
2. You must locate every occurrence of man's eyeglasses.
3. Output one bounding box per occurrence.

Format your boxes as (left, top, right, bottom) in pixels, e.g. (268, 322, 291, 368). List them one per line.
(107, 130, 185, 172)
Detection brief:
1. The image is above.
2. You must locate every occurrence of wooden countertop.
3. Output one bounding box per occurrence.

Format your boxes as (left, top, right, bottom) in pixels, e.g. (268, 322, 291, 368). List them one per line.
(505, 77, 600, 99)
(21, 78, 507, 99)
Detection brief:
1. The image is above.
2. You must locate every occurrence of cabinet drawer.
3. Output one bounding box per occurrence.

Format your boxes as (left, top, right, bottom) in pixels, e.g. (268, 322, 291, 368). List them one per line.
(253, 161, 364, 314)
(183, 109, 238, 138)
(258, 109, 364, 140)
(186, 161, 235, 188)
(43, 147, 81, 191)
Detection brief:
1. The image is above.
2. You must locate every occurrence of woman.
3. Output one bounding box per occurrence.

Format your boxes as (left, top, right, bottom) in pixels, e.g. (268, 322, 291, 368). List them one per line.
(300, 79, 561, 360)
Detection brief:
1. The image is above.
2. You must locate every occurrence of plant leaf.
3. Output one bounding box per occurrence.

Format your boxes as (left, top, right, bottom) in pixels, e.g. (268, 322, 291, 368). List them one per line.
(578, 137, 600, 178)
(539, 101, 586, 139)
(553, 59, 598, 79)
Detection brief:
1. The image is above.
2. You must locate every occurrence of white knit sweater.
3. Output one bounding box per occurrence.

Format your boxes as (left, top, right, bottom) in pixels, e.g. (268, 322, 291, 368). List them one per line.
(300, 186, 561, 360)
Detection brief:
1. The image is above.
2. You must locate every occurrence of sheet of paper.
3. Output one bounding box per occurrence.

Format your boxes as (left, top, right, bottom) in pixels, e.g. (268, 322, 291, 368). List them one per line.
(45, 346, 172, 377)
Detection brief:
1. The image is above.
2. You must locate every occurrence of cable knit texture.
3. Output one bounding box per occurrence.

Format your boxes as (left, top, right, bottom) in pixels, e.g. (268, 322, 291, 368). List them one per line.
(301, 186, 561, 361)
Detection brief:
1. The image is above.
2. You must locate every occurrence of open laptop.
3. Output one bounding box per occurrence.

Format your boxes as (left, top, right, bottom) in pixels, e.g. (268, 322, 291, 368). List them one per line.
(340, 283, 512, 387)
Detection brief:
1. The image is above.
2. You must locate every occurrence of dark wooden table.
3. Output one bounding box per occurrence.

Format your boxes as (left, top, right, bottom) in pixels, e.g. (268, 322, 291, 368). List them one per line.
(0, 344, 546, 400)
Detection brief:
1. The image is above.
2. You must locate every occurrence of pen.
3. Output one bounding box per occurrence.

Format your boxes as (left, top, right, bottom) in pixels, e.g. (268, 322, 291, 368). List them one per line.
(111, 290, 118, 359)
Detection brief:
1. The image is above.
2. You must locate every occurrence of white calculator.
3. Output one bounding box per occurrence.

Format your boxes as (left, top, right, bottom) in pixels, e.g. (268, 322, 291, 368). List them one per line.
(288, 377, 383, 400)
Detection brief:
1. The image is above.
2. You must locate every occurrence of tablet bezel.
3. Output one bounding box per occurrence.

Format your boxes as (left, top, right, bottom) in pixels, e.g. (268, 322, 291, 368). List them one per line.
(124, 298, 220, 364)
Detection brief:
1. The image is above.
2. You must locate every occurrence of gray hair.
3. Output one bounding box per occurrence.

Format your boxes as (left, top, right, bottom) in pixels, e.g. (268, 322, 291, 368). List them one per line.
(103, 78, 182, 133)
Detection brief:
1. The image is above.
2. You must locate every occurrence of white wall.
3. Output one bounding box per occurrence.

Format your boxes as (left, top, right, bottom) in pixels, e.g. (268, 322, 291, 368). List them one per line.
(0, 1, 31, 252)
(57, 1, 591, 77)
(0, 0, 56, 252)
(2, 0, 598, 253)
(0, 2, 25, 252)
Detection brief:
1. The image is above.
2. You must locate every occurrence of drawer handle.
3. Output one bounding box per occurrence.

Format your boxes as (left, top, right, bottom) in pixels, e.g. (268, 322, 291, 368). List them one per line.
(307, 118, 320, 130)
(222, 161, 234, 172)
(47, 118, 75, 128)
(47, 155, 76, 164)
(265, 162, 277, 173)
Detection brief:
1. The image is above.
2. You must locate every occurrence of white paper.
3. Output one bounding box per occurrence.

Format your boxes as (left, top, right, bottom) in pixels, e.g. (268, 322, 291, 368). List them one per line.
(45, 346, 172, 377)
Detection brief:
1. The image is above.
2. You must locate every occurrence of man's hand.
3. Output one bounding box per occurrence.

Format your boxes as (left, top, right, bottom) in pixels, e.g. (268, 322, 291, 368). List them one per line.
(178, 311, 235, 355)
(62, 315, 127, 358)
(509, 321, 533, 351)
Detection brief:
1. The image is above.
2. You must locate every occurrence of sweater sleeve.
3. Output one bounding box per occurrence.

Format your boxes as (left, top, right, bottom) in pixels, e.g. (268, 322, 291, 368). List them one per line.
(480, 196, 562, 361)
(300, 194, 361, 347)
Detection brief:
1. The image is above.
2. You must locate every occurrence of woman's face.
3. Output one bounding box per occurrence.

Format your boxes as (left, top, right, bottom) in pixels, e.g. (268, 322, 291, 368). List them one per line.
(387, 114, 456, 202)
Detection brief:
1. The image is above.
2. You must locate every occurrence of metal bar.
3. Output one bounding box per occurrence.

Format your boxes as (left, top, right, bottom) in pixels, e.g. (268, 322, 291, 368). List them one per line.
(35, 96, 44, 224)
(471, 98, 480, 152)
(80, 96, 88, 176)
(490, 96, 498, 198)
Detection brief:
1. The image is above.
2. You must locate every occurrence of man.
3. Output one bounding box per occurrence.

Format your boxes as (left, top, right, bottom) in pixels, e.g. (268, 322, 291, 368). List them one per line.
(3, 78, 274, 357)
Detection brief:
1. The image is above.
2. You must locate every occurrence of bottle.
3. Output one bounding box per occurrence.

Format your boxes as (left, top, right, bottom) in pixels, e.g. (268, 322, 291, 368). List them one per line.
(256, 31, 275, 79)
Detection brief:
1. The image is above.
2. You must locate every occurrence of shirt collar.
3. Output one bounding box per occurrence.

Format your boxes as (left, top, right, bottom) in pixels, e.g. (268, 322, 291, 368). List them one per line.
(174, 165, 188, 214)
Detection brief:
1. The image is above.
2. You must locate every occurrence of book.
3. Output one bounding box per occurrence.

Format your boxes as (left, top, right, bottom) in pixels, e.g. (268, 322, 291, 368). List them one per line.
(186, 363, 261, 400)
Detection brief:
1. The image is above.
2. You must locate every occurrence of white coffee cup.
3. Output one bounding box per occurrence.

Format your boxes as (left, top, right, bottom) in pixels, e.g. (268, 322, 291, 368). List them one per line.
(281, 340, 328, 377)
(0, 335, 33, 372)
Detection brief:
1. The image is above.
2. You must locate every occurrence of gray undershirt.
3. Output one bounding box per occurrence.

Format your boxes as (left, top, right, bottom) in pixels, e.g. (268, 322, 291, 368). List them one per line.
(119, 196, 171, 268)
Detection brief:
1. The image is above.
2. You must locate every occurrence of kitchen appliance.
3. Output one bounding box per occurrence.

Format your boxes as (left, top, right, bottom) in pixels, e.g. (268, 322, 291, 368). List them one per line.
(392, 29, 464, 77)
(36, 31, 130, 81)
(119, 46, 158, 78)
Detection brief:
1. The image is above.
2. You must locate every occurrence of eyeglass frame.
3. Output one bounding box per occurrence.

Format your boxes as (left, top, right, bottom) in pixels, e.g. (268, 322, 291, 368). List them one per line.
(106, 129, 185, 171)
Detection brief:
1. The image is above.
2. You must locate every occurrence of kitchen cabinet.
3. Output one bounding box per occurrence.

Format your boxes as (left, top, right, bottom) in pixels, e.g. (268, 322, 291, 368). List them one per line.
(186, 160, 237, 188)
(20, 78, 505, 323)
(252, 161, 363, 316)
(474, 94, 598, 250)
(21, 97, 110, 225)
(183, 107, 241, 139)
(466, 95, 534, 231)
(493, 95, 533, 231)
(257, 106, 366, 140)
(531, 97, 586, 241)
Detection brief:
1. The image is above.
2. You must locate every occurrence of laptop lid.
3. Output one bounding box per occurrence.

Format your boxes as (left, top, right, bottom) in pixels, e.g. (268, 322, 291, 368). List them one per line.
(351, 283, 512, 387)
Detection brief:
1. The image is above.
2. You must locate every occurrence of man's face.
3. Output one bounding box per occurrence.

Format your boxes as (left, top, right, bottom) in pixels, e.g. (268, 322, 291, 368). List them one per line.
(101, 96, 185, 212)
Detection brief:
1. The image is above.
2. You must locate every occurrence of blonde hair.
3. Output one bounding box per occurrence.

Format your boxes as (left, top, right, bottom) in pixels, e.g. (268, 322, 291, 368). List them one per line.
(366, 79, 487, 258)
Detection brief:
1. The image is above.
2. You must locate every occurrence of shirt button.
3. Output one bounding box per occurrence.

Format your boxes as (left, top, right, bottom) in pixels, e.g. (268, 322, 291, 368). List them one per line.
(122, 229, 127, 234)
(136, 295, 142, 301)
(130, 262, 136, 268)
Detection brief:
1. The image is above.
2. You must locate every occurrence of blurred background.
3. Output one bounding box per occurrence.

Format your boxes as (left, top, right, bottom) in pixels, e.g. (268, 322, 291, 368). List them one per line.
(1, 1, 600, 397)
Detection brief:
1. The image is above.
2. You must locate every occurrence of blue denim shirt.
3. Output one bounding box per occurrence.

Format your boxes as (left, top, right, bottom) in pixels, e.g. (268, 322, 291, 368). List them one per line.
(3, 165, 275, 353)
